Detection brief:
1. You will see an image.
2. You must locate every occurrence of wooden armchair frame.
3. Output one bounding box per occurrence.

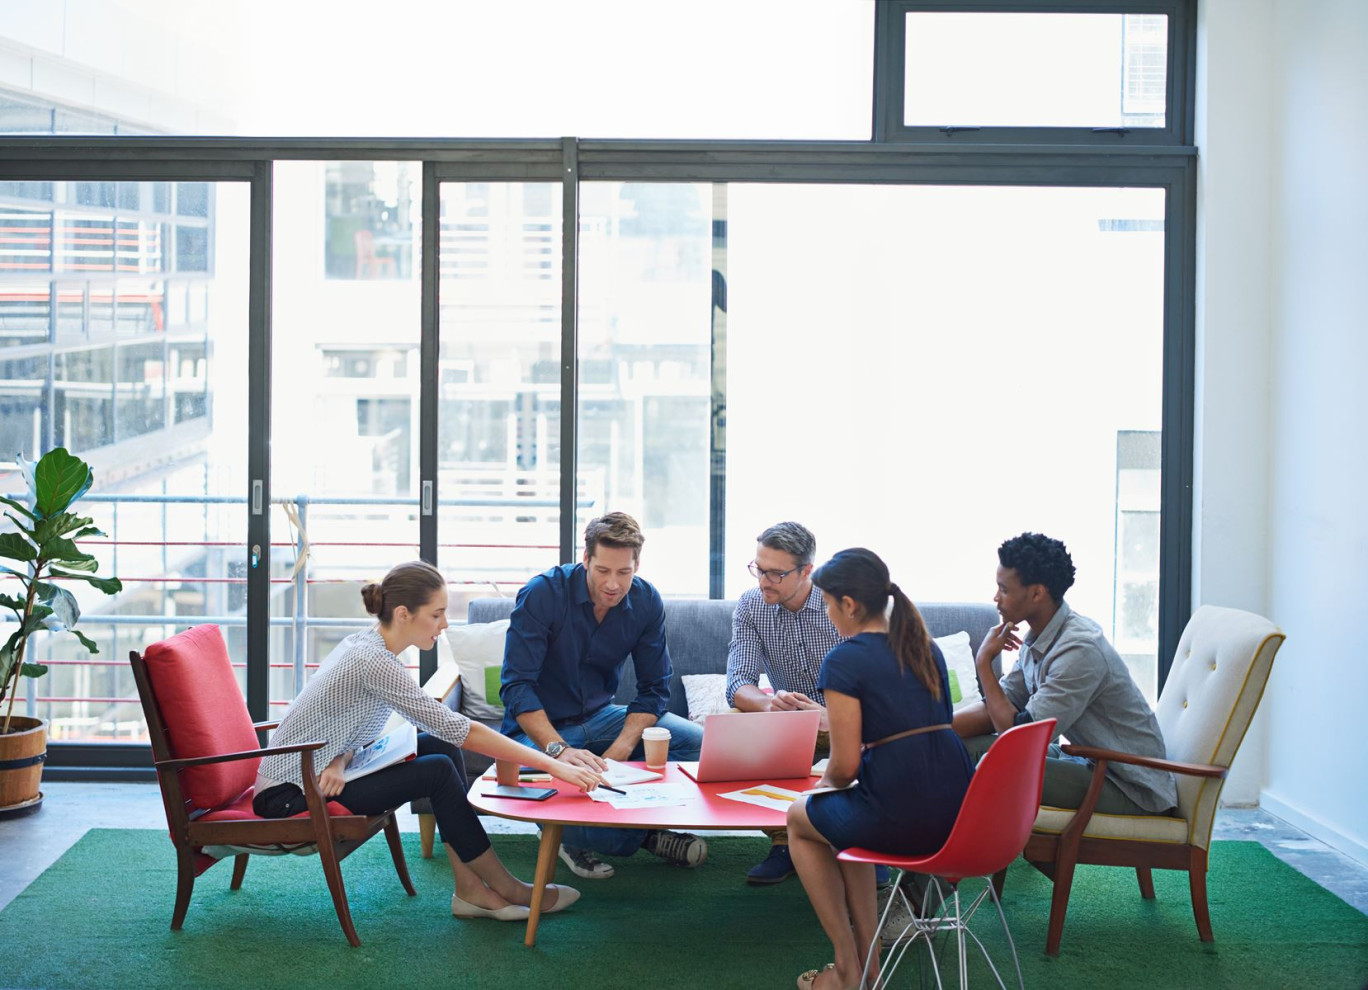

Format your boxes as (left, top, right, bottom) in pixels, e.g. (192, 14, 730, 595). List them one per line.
(1012, 744, 1228, 955)
(131, 647, 416, 947)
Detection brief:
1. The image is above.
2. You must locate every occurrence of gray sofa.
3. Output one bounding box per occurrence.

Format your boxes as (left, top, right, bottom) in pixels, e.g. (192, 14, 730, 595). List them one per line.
(455, 596, 1001, 778)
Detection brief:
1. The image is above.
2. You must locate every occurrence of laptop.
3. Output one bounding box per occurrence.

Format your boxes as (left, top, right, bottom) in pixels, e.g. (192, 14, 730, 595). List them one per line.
(676, 709, 822, 783)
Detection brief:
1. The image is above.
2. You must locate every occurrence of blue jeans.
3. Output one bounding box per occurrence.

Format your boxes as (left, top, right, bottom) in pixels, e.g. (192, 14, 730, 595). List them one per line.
(508, 705, 703, 857)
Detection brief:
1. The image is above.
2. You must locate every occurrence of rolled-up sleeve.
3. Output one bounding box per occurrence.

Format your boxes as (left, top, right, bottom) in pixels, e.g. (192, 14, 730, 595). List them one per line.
(1021, 644, 1105, 740)
(626, 594, 671, 718)
(725, 597, 764, 707)
(500, 582, 553, 722)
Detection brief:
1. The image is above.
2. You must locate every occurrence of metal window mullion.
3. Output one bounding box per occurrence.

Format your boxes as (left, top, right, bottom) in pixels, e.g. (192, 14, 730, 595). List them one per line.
(708, 186, 728, 599)
(418, 161, 440, 684)
(559, 138, 579, 562)
(1156, 159, 1196, 690)
(246, 160, 272, 724)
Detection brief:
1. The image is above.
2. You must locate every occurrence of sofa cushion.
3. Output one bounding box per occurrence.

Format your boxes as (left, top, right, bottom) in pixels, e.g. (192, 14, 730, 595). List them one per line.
(142, 624, 260, 810)
(1033, 805, 1189, 844)
(444, 619, 510, 720)
(682, 673, 730, 722)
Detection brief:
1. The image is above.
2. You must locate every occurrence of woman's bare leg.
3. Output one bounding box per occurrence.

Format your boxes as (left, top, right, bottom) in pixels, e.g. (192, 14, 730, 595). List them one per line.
(449, 845, 564, 909)
(788, 797, 868, 989)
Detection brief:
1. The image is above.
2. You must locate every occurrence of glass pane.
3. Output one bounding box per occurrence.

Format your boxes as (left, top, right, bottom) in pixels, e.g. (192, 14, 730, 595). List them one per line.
(437, 182, 562, 619)
(0, 2, 872, 139)
(0, 181, 251, 741)
(579, 183, 713, 595)
(271, 161, 421, 710)
(904, 13, 1168, 129)
(725, 184, 1165, 696)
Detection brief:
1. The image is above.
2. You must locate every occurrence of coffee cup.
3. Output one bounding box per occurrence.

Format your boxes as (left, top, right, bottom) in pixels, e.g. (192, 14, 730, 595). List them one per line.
(642, 726, 671, 769)
(495, 758, 520, 787)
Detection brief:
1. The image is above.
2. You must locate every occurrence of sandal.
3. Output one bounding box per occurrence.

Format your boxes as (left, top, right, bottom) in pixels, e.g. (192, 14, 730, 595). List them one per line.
(796, 963, 834, 990)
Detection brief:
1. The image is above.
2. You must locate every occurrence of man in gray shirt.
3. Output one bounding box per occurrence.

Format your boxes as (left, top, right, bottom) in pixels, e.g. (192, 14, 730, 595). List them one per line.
(953, 532, 1178, 815)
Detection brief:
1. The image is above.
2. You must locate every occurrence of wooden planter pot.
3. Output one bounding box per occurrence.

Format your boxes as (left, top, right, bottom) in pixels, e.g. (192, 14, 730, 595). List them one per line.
(0, 716, 47, 817)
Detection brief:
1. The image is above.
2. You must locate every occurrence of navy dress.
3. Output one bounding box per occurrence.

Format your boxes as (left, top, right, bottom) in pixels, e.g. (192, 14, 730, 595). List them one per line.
(806, 633, 974, 856)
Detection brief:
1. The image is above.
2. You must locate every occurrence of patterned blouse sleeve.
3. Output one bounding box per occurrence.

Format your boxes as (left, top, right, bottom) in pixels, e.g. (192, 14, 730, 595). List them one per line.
(358, 647, 472, 747)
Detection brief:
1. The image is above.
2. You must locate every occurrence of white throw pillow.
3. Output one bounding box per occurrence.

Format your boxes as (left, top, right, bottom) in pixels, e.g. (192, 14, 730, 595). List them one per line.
(682, 673, 730, 723)
(935, 630, 982, 712)
(445, 619, 511, 720)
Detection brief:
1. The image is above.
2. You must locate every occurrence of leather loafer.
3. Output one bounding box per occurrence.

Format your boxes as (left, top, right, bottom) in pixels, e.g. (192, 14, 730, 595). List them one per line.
(451, 893, 530, 921)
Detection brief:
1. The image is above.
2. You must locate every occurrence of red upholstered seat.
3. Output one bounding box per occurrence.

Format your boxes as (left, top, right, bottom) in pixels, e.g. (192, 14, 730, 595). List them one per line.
(130, 625, 416, 947)
(142, 624, 260, 810)
(198, 790, 352, 822)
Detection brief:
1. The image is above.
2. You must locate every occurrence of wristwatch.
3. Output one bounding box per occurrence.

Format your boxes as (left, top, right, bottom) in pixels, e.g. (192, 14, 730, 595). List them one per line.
(544, 740, 569, 759)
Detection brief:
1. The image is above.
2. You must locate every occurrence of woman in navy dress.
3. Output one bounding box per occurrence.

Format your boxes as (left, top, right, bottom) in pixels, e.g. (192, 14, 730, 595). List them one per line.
(788, 548, 973, 990)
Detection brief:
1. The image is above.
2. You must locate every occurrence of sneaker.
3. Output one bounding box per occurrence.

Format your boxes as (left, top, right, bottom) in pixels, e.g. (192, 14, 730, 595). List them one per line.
(558, 844, 615, 880)
(644, 830, 708, 868)
(746, 844, 796, 885)
(878, 887, 917, 948)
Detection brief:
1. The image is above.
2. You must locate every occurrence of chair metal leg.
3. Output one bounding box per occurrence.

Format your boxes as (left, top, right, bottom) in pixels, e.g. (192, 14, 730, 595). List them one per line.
(860, 869, 904, 990)
(229, 854, 248, 890)
(170, 847, 197, 931)
(384, 816, 417, 896)
(986, 878, 1024, 990)
(953, 888, 968, 990)
(1136, 866, 1156, 899)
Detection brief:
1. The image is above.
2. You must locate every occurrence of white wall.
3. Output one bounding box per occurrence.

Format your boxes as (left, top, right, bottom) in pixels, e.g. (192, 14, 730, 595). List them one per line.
(1258, 0, 1368, 863)
(1192, 0, 1275, 805)
(1197, 0, 1368, 860)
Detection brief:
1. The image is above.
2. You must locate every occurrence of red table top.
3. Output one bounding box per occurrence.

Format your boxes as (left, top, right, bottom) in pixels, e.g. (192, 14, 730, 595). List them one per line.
(467, 761, 818, 831)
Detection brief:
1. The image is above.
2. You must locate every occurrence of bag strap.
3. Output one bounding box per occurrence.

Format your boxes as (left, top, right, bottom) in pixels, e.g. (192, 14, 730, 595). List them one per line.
(861, 723, 952, 753)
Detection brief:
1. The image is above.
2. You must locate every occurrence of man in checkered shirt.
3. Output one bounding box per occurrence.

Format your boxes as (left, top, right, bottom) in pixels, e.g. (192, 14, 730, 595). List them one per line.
(726, 521, 842, 885)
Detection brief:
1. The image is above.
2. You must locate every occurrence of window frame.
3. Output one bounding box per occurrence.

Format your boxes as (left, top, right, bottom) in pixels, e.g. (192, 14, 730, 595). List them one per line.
(874, 0, 1196, 147)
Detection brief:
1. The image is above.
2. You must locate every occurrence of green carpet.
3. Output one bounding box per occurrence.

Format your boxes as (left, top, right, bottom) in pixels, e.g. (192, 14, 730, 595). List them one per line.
(1, 831, 1364, 990)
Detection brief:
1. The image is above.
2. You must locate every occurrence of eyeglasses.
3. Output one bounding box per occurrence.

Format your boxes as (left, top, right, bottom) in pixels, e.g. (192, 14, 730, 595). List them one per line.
(748, 561, 800, 583)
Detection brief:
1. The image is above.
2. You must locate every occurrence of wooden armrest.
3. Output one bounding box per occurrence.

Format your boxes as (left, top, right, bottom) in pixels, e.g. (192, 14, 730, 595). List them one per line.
(253, 719, 281, 731)
(156, 740, 325, 771)
(1061, 744, 1227, 779)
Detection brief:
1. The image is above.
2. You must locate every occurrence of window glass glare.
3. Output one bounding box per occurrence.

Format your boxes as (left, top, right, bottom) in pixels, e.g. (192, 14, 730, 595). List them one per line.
(904, 13, 1168, 129)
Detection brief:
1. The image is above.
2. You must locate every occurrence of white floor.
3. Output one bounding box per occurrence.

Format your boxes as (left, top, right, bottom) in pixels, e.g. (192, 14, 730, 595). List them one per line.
(2, 782, 1366, 917)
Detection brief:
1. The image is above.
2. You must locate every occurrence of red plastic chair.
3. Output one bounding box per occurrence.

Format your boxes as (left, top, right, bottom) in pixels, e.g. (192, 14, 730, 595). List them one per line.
(838, 719, 1056, 990)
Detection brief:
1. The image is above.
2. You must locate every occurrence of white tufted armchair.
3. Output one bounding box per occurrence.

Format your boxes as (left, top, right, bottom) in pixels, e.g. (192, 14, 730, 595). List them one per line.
(1012, 605, 1285, 955)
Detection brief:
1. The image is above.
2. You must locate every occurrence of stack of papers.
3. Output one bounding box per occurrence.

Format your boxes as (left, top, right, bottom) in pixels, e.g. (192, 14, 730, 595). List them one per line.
(601, 759, 663, 786)
(587, 783, 692, 809)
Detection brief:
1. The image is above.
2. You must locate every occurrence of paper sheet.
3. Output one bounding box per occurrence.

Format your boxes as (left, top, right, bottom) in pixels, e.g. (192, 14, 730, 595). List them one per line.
(601, 759, 664, 786)
(586, 783, 692, 809)
(716, 784, 804, 813)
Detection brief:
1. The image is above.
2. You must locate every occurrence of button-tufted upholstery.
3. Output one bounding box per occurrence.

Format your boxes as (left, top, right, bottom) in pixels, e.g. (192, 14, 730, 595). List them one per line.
(1032, 605, 1284, 848)
(1019, 604, 1285, 955)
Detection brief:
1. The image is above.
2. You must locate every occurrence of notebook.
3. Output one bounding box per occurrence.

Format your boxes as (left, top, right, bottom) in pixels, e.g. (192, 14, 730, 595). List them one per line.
(676, 709, 822, 783)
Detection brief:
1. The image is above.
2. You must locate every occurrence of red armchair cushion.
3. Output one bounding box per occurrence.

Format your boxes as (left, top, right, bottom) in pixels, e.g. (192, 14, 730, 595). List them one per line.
(143, 624, 261, 810)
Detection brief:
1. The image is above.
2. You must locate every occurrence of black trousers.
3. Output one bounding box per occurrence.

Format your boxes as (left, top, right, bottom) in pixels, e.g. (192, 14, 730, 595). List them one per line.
(339, 732, 491, 863)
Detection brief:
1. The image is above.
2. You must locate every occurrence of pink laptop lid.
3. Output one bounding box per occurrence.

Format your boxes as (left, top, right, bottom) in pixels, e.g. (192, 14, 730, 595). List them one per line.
(683, 709, 822, 783)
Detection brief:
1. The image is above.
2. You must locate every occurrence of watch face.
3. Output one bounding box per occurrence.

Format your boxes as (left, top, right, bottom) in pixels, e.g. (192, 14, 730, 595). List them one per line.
(546, 741, 566, 757)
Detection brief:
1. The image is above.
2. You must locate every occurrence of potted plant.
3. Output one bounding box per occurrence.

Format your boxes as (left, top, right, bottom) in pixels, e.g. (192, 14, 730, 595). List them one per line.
(0, 448, 122, 816)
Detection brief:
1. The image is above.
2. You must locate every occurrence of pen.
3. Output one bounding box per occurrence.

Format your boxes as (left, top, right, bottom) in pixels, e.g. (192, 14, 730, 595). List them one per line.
(597, 782, 627, 795)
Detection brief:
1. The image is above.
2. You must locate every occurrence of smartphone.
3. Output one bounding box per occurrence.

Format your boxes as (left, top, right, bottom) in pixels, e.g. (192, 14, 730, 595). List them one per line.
(486, 785, 557, 801)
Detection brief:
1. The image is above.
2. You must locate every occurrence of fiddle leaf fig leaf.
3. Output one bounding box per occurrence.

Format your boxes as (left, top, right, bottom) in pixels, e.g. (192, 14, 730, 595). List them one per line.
(73, 630, 100, 655)
(51, 570, 122, 595)
(33, 447, 93, 519)
(0, 532, 36, 563)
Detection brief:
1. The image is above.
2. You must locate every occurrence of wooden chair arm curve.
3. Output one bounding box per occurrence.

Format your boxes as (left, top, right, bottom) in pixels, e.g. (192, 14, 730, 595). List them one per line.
(1060, 744, 1227, 779)
(156, 740, 326, 771)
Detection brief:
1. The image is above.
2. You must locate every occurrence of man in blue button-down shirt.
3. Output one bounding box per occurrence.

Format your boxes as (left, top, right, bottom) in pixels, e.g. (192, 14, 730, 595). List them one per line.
(500, 512, 705, 880)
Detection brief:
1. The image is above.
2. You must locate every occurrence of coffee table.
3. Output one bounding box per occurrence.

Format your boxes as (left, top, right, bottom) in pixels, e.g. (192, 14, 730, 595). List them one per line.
(467, 761, 817, 946)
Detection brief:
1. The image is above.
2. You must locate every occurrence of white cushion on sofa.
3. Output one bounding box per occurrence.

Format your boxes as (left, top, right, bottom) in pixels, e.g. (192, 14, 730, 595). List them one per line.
(936, 630, 982, 712)
(445, 619, 510, 720)
(682, 673, 730, 723)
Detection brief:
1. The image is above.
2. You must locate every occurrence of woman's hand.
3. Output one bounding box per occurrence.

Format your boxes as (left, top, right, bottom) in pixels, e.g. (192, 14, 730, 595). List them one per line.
(549, 760, 603, 792)
(318, 762, 347, 799)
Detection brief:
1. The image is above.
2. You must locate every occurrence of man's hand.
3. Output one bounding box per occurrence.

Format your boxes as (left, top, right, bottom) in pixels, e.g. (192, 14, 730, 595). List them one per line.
(601, 742, 635, 762)
(557, 747, 609, 771)
(318, 762, 347, 798)
(774, 690, 829, 732)
(976, 620, 1021, 669)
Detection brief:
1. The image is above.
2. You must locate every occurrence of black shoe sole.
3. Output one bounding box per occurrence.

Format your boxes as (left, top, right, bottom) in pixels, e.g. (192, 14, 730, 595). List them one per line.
(745, 870, 796, 885)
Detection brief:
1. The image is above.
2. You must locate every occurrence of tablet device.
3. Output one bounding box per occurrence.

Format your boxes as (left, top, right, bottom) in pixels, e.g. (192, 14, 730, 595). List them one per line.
(485, 785, 557, 801)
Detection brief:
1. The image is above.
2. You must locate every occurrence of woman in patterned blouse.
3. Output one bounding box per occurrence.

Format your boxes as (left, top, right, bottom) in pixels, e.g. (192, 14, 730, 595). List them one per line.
(257, 561, 602, 922)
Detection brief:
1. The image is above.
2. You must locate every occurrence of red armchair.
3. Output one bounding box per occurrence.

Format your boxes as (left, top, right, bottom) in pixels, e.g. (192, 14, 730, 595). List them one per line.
(130, 624, 415, 946)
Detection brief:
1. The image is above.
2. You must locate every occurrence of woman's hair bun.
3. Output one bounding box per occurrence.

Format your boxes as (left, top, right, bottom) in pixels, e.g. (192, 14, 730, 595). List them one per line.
(359, 582, 384, 615)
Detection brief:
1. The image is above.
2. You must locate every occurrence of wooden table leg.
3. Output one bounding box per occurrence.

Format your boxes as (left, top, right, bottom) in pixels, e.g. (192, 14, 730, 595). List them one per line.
(525, 823, 562, 947)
